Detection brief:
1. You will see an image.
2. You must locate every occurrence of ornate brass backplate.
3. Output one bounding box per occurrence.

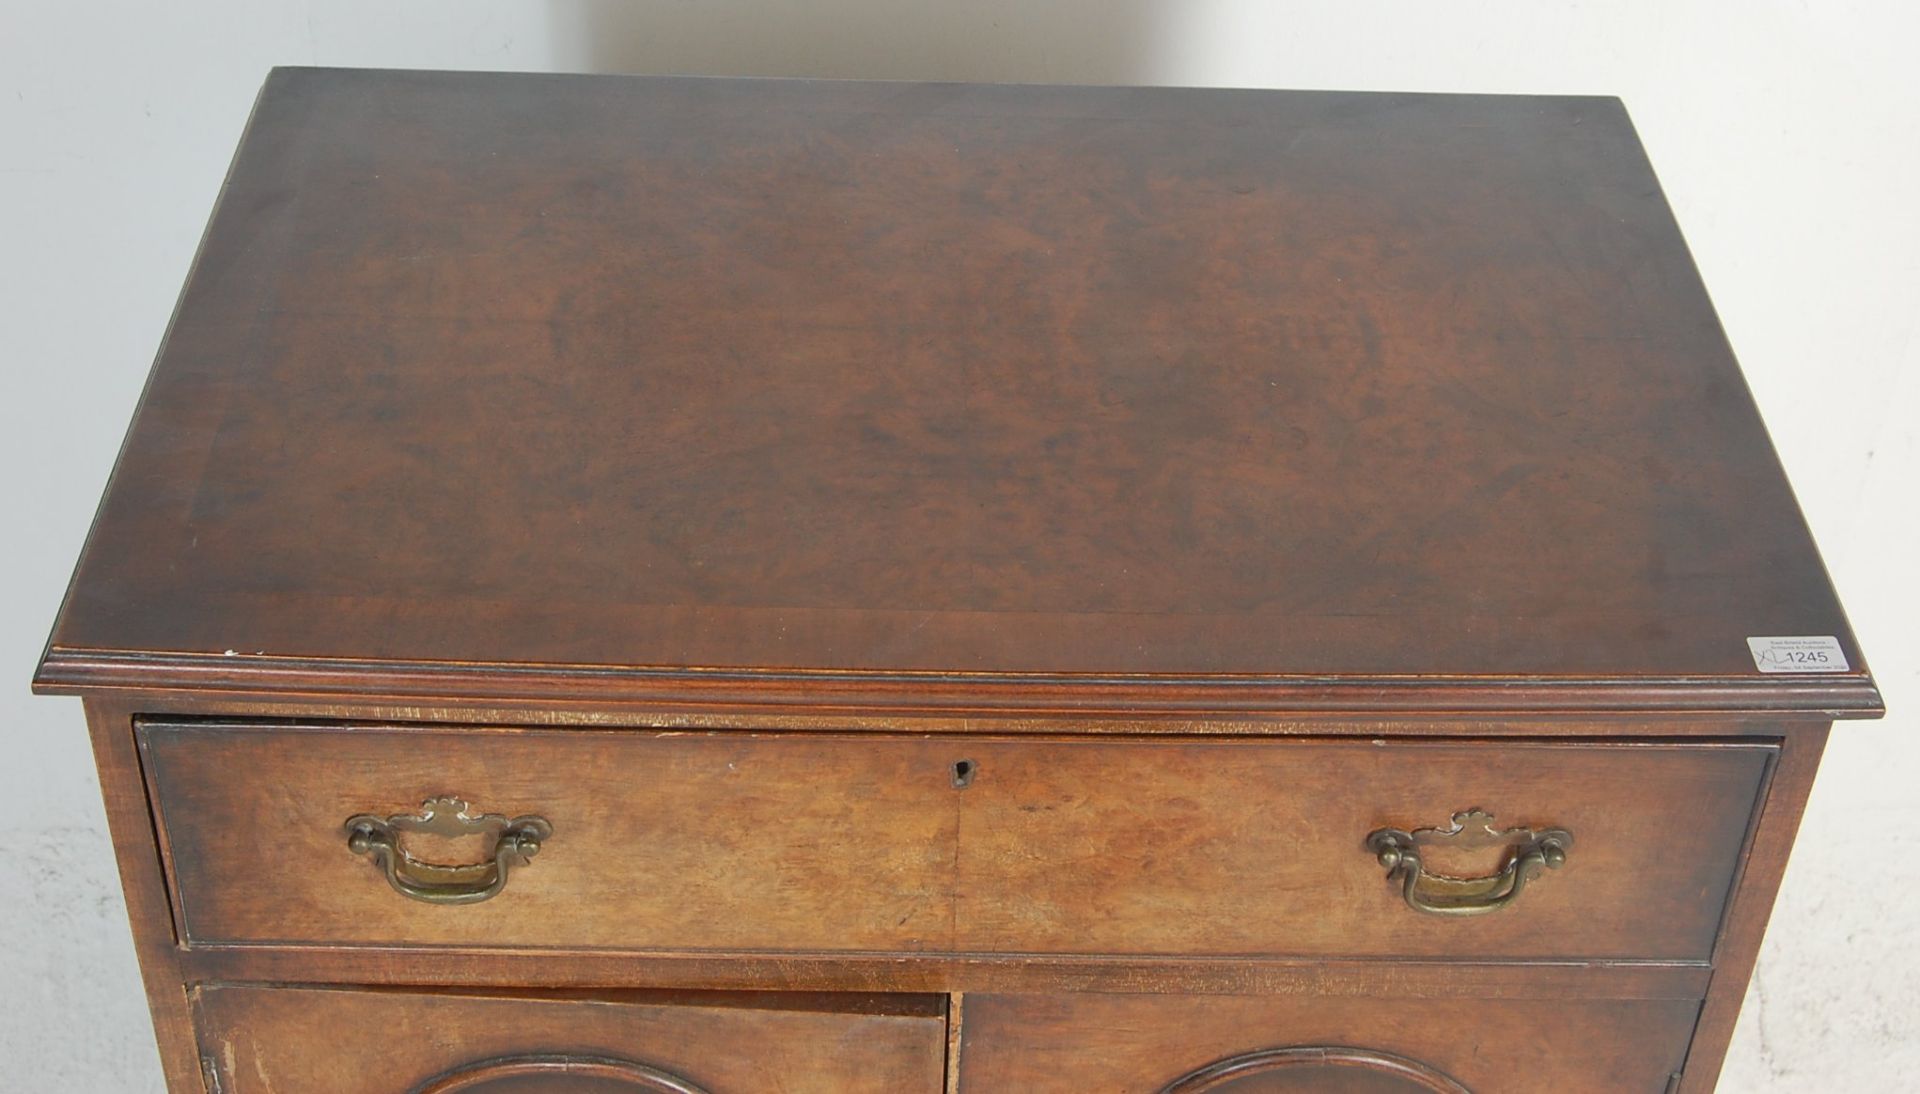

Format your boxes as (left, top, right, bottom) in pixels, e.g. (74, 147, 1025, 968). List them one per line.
(345, 797, 552, 906)
(1365, 808, 1572, 917)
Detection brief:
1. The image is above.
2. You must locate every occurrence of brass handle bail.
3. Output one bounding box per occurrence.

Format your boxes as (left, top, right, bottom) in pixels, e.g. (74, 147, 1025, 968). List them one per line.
(1366, 808, 1571, 917)
(345, 797, 552, 905)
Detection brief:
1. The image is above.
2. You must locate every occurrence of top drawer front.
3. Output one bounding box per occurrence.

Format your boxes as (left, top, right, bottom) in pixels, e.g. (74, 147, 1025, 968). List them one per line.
(141, 721, 1770, 961)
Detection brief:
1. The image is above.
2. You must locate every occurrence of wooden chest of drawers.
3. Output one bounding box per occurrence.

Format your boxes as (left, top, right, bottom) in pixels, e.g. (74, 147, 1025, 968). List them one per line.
(37, 68, 1880, 1092)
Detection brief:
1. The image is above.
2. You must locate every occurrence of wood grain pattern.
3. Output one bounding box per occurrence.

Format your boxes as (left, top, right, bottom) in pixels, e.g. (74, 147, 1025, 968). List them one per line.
(174, 945, 1713, 1001)
(80, 699, 205, 1092)
(1162, 1045, 1472, 1093)
(34, 68, 1877, 718)
(34, 650, 1883, 719)
(143, 720, 1766, 961)
(52, 690, 1849, 735)
(191, 985, 947, 1093)
(956, 992, 1698, 1092)
(32, 70, 1882, 1093)
(1677, 724, 1829, 1092)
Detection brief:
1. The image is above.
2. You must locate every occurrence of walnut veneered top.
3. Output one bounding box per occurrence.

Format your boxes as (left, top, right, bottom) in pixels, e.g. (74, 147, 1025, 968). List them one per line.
(36, 68, 1878, 717)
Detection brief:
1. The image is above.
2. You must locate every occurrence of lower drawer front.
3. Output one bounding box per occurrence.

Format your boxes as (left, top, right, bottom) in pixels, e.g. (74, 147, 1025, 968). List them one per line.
(191, 985, 947, 1093)
(956, 992, 1700, 1093)
(143, 720, 1770, 960)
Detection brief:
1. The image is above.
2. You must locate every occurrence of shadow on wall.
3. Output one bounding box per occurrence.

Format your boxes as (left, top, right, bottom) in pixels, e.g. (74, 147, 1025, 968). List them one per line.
(547, 0, 1176, 85)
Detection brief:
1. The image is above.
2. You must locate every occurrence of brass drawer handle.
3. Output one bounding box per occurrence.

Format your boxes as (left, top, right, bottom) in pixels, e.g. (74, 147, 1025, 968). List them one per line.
(1366, 808, 1571, 917)
(345, 797, 552, 905)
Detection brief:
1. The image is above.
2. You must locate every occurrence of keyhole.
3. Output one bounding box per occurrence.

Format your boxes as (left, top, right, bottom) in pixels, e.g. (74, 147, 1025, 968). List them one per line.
(951, 759, 976, 788)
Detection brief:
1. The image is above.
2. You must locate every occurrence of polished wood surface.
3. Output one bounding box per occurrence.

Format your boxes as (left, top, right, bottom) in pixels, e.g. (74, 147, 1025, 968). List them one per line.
(176, 946, 1712, 1001)
(35, 67, 1876, 718)
(1161, 1046, 1471, 1094)
(82, 700, 206, 1092)
(191, 985, 947, 1093)
(956, 992, 1698, 1092)
(1676, 724, 1828, 1092)
(36, 70, 1882, 1093)
(144, 719, 1765, 961)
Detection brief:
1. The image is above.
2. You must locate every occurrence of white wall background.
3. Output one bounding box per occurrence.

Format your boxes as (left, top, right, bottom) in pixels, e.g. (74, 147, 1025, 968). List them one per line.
(3, 2, 1914, 1089)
